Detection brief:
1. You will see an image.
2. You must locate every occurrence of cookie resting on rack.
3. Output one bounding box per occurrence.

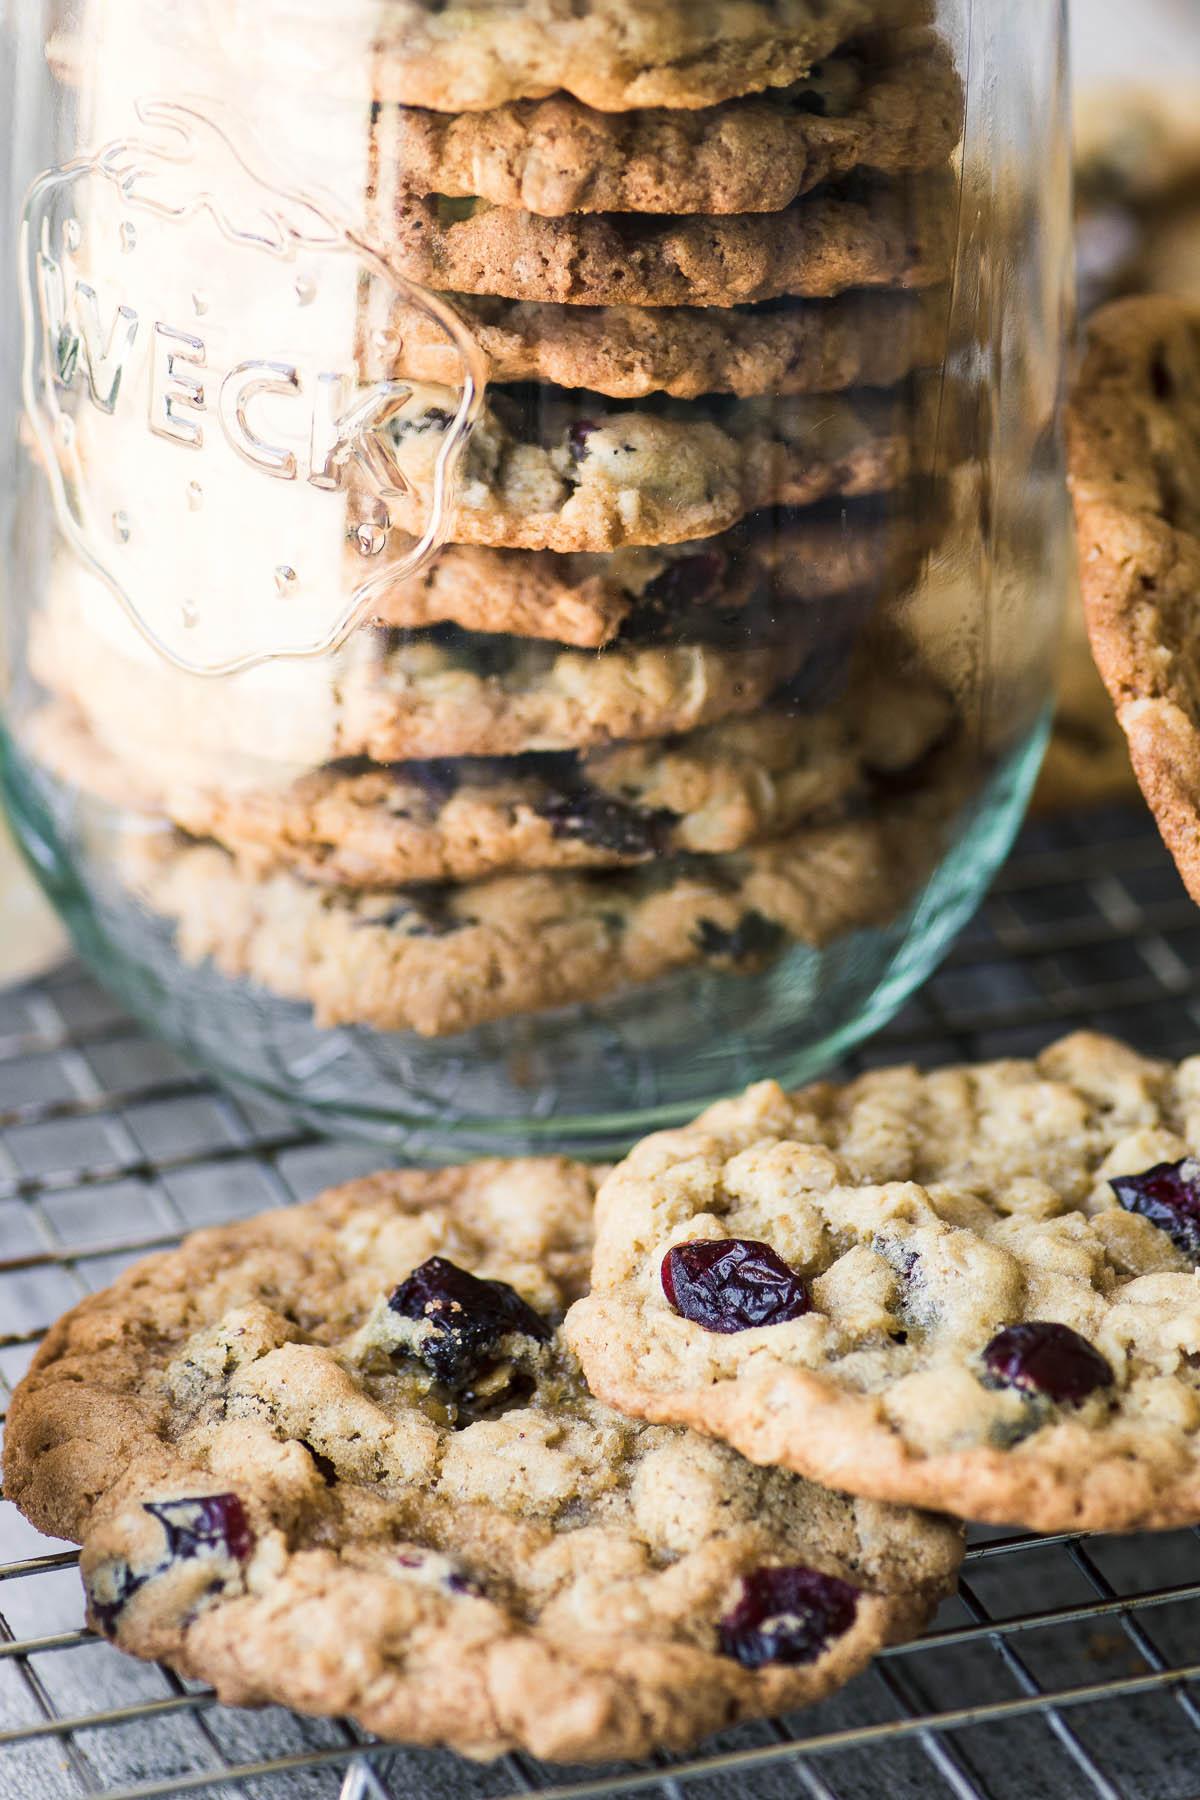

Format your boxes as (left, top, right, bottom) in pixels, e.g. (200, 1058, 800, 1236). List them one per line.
(2, 1160, 962, 1762)
(568, 1032, 1200, 1531)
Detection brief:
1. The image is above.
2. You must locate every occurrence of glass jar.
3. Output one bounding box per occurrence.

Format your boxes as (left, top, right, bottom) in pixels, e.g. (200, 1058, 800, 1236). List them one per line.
(0, 0, 1073, 1155)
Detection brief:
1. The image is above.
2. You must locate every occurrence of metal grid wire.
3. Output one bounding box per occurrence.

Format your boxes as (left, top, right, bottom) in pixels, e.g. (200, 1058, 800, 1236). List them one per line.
(6, 799, 1200, 1800)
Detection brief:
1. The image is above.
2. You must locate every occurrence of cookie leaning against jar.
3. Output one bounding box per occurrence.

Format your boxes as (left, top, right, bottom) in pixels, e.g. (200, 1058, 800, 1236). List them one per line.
(1068, 295, 1200, 893)
(2, 1158, 963, 1762)
(567, 1032, 1200, 1532)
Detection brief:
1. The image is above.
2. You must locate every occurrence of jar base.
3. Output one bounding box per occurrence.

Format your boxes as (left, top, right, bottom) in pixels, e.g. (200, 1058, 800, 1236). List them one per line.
(0, 718, 1050, 1159)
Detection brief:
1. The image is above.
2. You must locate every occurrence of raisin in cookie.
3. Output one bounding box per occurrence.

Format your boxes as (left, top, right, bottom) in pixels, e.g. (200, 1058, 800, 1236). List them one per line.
(385, 381, 931, 552)
(381, 38, 960, 217)
(1068, 296, 1200, 900)
(3, 1160, 963, 1761)
(568, 1032, 1200, 1532)
(36, 668, 951, 886)
(116, 776, 956, 1037)
(380, 174, 955, 308)
(384, 287, 948, 401)
(368, 504, 924, 646)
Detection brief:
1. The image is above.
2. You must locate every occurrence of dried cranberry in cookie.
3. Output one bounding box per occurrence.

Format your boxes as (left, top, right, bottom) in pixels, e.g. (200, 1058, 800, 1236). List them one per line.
(981, 1323, 1115, 1403)
(694, 912, 787, 964)
(144, 1493, 255, 1564)
(533, 786, 677, 858)
(388, 1254, 551, 1387)
(662, 1238, 811, 1333)
(86, 1493, 254, 1638)
(1110, 1158, 1200, 1262)
(719, 1565, 860, 1668)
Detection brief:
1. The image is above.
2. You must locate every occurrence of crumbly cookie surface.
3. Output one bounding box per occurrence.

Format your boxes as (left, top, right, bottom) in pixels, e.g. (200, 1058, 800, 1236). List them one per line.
(35, 599, 812, 771)
(386, 380, 929, 552)
(568, 1032, 1200, 1532)
(379, 174, 955, 308)
(363, 0, 926, 112)
(383, 287, 948, 401)
(1068, 297, 1200, 900)
(382, 38, 960, 217)
(3, 1161, 962, 1761)
(365, 506, 923, 647)
(38, 670, 950, 886)
(117, 776, 955, 1037)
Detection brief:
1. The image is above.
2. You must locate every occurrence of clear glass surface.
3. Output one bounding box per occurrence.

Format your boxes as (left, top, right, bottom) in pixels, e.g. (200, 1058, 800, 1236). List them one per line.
(0, 0, 1073, 1153)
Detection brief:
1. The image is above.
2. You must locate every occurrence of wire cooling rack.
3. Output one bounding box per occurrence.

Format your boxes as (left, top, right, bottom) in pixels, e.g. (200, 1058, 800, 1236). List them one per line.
(6, 798, 1200, 1800)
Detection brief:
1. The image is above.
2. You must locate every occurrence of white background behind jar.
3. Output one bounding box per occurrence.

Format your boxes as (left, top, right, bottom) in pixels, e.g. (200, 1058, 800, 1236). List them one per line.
(1071, 0, 1200, 83)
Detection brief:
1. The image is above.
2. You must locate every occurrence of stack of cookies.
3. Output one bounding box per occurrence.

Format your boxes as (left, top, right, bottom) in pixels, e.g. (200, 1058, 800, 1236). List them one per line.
(31, 0, 969, 1038)
(11, 1029, 1200, 1764)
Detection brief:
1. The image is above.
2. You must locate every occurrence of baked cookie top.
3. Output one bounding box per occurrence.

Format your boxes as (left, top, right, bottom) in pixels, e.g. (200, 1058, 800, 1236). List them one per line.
(568, 1032, 1200, 1532)
(3, 1160, 962, 1762)
(383, 287, 949, 401)
(381, 37, 961, 217)
(363, 505, 924, 646)
(1068, 296, 1200, 902)
(118, 771, 957, 1038)
(363, 0, 926, 113)
(385, 380, 930, 552)
(379, 173, 955, 308)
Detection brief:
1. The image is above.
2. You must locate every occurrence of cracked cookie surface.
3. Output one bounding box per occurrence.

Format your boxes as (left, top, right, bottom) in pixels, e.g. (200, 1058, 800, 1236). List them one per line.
(380, 37, 960, 217)
(1069, 297, 1200, 903)
(384, 380, 933, 552)
(3, 1159, 962, 1761)
(360, 0, 929, 112)
(364, 505, 926, 646)
(382, 288, 948, 401)
(569, 1032, 1200, 1531)
(379, 174, 955, 309)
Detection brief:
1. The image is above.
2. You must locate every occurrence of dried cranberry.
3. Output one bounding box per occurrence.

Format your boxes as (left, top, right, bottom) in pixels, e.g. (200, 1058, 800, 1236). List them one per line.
(719, 1565, 859, 1668)
(568, 419, 599, 459)
(402, 760, 461, 805)
(88, 1563, 144, 1638)
(694, 912, 786, 964)
(981, 1322, 1114, 1404)
(389, 1255, 551, 1388)
(534, 788, 677, 857)
(143, 1494, 255, 1564)
(1110, 1157, 1200, 1261)
(662, 1239, 811, 1333)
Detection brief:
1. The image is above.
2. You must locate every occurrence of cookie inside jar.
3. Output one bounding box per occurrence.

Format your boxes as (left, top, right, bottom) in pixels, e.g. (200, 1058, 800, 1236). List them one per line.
(6, 0, 1071, 1148)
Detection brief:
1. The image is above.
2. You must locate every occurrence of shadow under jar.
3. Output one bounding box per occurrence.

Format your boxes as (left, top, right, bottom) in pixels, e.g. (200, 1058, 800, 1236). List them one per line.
(0, 0, 1073, 1154)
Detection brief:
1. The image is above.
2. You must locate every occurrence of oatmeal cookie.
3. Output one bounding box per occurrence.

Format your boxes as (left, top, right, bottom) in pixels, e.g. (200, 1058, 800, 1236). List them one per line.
(362, 0, 929, 113)
(1068, 296, 1200, 898)
(35, 670, 951, 886)
(34, 593, 817, 771)
(384, 380, 934, 552)
(116, 778, 956, 1037)
(380, 38, 960, 217)
(379, 174, 956, 308)
(3, 1158, 961, 1762)
(568, 1032, 1200, 1532)
(383, 289, 949, 401)
(367, 504, 927, 646)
